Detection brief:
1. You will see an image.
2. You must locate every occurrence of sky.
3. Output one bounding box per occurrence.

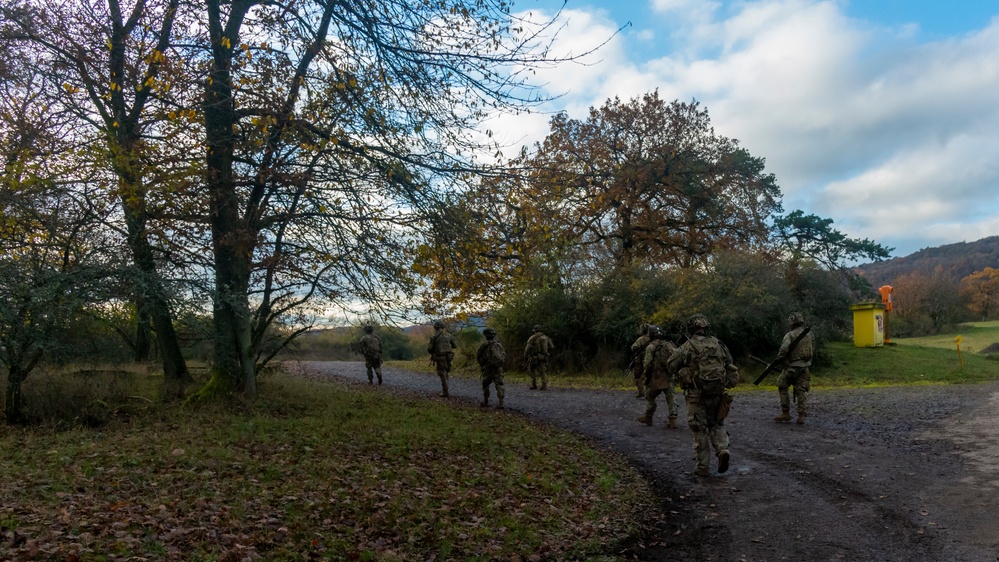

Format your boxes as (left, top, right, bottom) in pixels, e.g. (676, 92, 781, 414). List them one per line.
(491, 0, 999, 260)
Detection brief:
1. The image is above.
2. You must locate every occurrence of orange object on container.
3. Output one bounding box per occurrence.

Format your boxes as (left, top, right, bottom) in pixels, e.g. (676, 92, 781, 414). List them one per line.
(879, 285, 893, 312)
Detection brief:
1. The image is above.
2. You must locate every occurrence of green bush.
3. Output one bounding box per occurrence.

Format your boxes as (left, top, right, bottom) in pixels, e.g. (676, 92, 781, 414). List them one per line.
(491, 250, 864, 372)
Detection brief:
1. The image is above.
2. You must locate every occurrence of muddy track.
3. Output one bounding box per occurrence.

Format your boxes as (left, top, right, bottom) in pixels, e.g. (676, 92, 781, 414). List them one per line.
(295, 361, 999, 562)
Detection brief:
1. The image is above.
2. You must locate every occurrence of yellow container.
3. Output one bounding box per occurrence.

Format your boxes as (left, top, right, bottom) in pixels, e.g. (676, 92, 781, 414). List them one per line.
(850, 303, 886, 347)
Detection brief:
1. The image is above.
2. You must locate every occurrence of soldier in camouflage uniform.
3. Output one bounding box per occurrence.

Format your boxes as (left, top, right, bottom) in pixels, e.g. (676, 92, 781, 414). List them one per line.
(668, 314, 740, 477)
(427, 320, 457, 398)
(774, 312, 815, 425)
(636, 325, 679, 428)
(629, 324, 652, 398)
(358, 324, 383, 385)
(476, 328, 506, 409)
(524, 324, 554, 390)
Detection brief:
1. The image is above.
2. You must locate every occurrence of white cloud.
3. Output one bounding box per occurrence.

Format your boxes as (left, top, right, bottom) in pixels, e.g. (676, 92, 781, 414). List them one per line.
(687, 2, 999, 253)
(496, 0, 999, 256)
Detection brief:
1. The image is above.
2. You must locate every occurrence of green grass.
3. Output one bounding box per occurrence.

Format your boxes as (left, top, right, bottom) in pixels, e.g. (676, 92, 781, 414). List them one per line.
(742, 321, 999, 389)
(893, 320, 999, 353)
(0, 374, 654, 561)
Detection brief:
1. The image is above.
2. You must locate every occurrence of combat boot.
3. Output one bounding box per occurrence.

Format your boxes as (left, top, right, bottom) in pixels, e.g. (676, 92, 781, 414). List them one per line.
(667, 416, 677, 429)
(717, 450, 730, 474)
(796, 413, 806, 425)
(774, 411, 792, 422)
(377, 373, 383, 385)
(694, 466, 709, 477)
(497, 399, 504, 410)
(480, 397, 489, 408)
(529, 381, 538, 390)
(636, 415, 652, 426)
(539, 383, 547, 391)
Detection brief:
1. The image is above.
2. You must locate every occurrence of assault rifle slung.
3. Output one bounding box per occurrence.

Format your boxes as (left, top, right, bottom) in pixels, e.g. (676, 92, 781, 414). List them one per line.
(752, 326, 811, 386)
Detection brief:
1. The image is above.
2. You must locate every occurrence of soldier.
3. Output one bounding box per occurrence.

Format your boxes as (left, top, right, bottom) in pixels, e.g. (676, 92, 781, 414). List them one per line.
(668, 314, 740, 477)
(629, 323, 652, 398)
(476, 327, 506, 409)
(358, 324, 383, 385)
(773, 311, 815, 425)
(636, 325, 679, 428)
(524, 324, 554, 390)
(427, 320, 457, 398)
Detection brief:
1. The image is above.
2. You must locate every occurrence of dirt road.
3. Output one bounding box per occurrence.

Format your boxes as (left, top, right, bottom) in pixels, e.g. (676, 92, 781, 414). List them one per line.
(297, 361, 999, 561)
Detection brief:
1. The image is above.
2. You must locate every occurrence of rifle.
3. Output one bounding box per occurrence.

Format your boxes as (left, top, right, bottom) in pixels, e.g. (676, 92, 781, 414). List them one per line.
(753, 326, 811, 386)
(624, 357, 635, 378)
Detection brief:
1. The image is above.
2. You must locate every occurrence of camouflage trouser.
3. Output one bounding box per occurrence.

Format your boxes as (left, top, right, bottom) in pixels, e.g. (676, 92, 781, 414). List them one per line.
(481, 366, 505, 403)
(644, 386, 678, 420)
(776, 366, 810, 416)
(528, 356, 548, 388)
(364, 355, 383, 383)
(434, 353, 453, 396)
(686, 393, 730, 473)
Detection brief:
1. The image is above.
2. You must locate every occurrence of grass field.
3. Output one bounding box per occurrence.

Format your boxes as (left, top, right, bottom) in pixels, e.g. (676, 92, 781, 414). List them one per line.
(0, 374, 654, 561)
(743, 321, 999, 389)
(893, 320, 999, 353)
(5, 323, 999, 560)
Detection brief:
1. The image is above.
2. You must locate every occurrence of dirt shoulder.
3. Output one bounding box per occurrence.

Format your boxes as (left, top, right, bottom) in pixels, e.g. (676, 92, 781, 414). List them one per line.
(296, 361, 999, 562)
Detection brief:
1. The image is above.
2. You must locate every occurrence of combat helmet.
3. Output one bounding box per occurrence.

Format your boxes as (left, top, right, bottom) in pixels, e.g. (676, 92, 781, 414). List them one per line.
(433, 320, 445, 329)
(687, 313, 709, 331)
(647, 325, 663, 339)
(788, 311, 805, 327)
(483, 327, 497, 339)
(532, 324, 542, 333)
(363, 324, 374, 333)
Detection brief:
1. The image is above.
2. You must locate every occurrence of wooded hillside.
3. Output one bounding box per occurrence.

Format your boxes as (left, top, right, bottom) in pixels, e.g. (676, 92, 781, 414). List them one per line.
(855, 236, 999, 287)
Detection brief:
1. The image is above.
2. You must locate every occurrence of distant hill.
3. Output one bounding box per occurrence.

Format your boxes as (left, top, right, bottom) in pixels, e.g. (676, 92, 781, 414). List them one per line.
(855, 236, 999, 287)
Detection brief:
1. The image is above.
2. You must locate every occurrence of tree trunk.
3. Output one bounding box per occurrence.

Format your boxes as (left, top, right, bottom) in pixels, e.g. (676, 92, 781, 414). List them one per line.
(199, 22, 257, 399)
(4, 365, 27, 425)
(118, 170, 193, 399)
(134, 296, 152, 362)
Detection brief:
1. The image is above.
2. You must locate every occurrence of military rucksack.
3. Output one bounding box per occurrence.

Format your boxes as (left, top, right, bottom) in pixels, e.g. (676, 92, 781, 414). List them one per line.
(687, 336, 729, 396)
(646, 340, 676, 374)
(527, 333, 549, 357)
(430, 332, 454, 355)
(484, 341, 506, 368)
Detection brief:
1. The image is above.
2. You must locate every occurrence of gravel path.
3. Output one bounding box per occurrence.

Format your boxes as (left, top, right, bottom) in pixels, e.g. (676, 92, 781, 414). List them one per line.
(294, 361, 999, 561)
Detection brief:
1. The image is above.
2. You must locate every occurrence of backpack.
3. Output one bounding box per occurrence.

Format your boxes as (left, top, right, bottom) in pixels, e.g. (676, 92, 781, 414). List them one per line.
(527, 334, 550, 357)
(430, 332, 455, 355)
(484, 341, 506, 368)
(647, 340, 676, 375)
(687, 336, 728, 396)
